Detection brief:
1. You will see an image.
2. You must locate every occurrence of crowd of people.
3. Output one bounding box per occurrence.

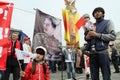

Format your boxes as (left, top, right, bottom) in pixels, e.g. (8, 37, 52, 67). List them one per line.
(0, 7, 120, 80)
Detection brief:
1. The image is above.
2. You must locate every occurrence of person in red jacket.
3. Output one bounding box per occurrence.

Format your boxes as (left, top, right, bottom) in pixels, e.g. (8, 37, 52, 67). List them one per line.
(20, 46, 50, 80)
(5, 31, 23, 80)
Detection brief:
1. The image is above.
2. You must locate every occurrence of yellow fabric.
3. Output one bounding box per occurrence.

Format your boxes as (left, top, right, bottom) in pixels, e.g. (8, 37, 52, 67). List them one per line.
(62, 8, 79, 43)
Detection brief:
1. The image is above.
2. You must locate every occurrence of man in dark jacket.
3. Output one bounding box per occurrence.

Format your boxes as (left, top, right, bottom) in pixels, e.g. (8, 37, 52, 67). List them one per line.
(109, 43, 119, 73)
(85, 7, 116, 80)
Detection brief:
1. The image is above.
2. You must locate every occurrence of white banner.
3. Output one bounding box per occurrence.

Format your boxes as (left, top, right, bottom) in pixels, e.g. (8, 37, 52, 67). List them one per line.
(15, 48, 37, 60)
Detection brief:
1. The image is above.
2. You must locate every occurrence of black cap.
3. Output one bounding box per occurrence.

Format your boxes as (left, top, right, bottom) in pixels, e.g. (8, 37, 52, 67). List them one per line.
(92, 7, 105, 17)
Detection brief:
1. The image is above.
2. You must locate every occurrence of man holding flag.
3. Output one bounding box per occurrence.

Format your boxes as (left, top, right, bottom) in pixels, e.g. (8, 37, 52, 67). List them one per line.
(5, 31, 23, 80)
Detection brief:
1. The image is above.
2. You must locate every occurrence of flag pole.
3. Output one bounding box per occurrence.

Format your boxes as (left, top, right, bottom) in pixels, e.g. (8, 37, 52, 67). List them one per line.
(17, 60, 22, 71)
(17, 59, 23, 80)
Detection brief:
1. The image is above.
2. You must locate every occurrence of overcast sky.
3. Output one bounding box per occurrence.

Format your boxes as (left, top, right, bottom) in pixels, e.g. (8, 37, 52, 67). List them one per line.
(3, 0, 120, 46)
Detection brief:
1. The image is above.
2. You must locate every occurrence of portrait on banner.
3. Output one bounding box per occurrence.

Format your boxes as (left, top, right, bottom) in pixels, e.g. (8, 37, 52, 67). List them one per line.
(32, 9, 62, 61)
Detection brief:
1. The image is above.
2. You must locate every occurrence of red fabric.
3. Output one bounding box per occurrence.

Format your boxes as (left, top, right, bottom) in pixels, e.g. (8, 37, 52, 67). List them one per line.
(22, 62, 50, 80)
(0, 1, 14, 70)
(0, 42, 10, 70)
(75, 17, 86, 29)
(7, 40, 21, 58)
(0, 47, 7, 70)
(24, 37, 30, 41)
(86, 56, 90, 67)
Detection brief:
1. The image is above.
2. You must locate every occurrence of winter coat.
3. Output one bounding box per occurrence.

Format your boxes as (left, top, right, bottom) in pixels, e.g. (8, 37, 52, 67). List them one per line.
(21, 62, 50, 80)
(7, 40, 22, 66)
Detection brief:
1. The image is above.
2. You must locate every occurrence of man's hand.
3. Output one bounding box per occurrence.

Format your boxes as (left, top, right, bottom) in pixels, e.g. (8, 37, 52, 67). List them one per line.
(86, 31, 98, 40)
(87, 31, 98, 37)
(86, 34, 92, 40)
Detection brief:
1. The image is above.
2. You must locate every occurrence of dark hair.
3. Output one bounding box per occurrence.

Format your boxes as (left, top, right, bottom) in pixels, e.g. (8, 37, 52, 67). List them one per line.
(109, 44, 114, 46)
(32, 59, 36, 74)
(77, 47, 80, 49)
(48, 17, 56, 29)
(36, 48, 45, 55)
(92, 7, 105, 17)
(84, 43, 87, 46)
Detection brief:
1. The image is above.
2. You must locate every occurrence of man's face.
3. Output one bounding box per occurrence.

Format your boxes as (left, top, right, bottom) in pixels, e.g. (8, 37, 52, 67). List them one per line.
(93, 10, 104, 19)
(43, 18, 54, 36)
(67, 44, 71, 48)
(11, 33, 18, 41)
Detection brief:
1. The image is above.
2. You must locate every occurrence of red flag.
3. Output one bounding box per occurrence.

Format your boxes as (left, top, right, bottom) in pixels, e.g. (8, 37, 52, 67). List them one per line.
(75, 17, 86, 30)
(0, 1, 14, 70)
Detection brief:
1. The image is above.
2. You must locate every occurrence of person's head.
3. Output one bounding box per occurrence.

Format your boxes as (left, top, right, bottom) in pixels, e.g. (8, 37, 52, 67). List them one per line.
(11, 32, 19, 41)
(43, 17, 56, 36)
(76, 47, 81, 52)
(66, 43, 72, 49)
(82, 14, 90, 22)
(77, 47, 80, 49)
(92, 7, 105, 20)
(109, 43, 114, 48)
(24, 37, 30, 44)
(35, 46, 47, 61)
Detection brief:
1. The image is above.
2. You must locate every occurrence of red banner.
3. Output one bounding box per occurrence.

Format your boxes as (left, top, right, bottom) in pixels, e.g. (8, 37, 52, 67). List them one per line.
(0, 1, 14, 70)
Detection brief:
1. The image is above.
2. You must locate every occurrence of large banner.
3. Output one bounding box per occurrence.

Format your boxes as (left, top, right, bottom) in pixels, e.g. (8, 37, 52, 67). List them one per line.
(32, 9, 62, 61)
(0, 1, 14, 70)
